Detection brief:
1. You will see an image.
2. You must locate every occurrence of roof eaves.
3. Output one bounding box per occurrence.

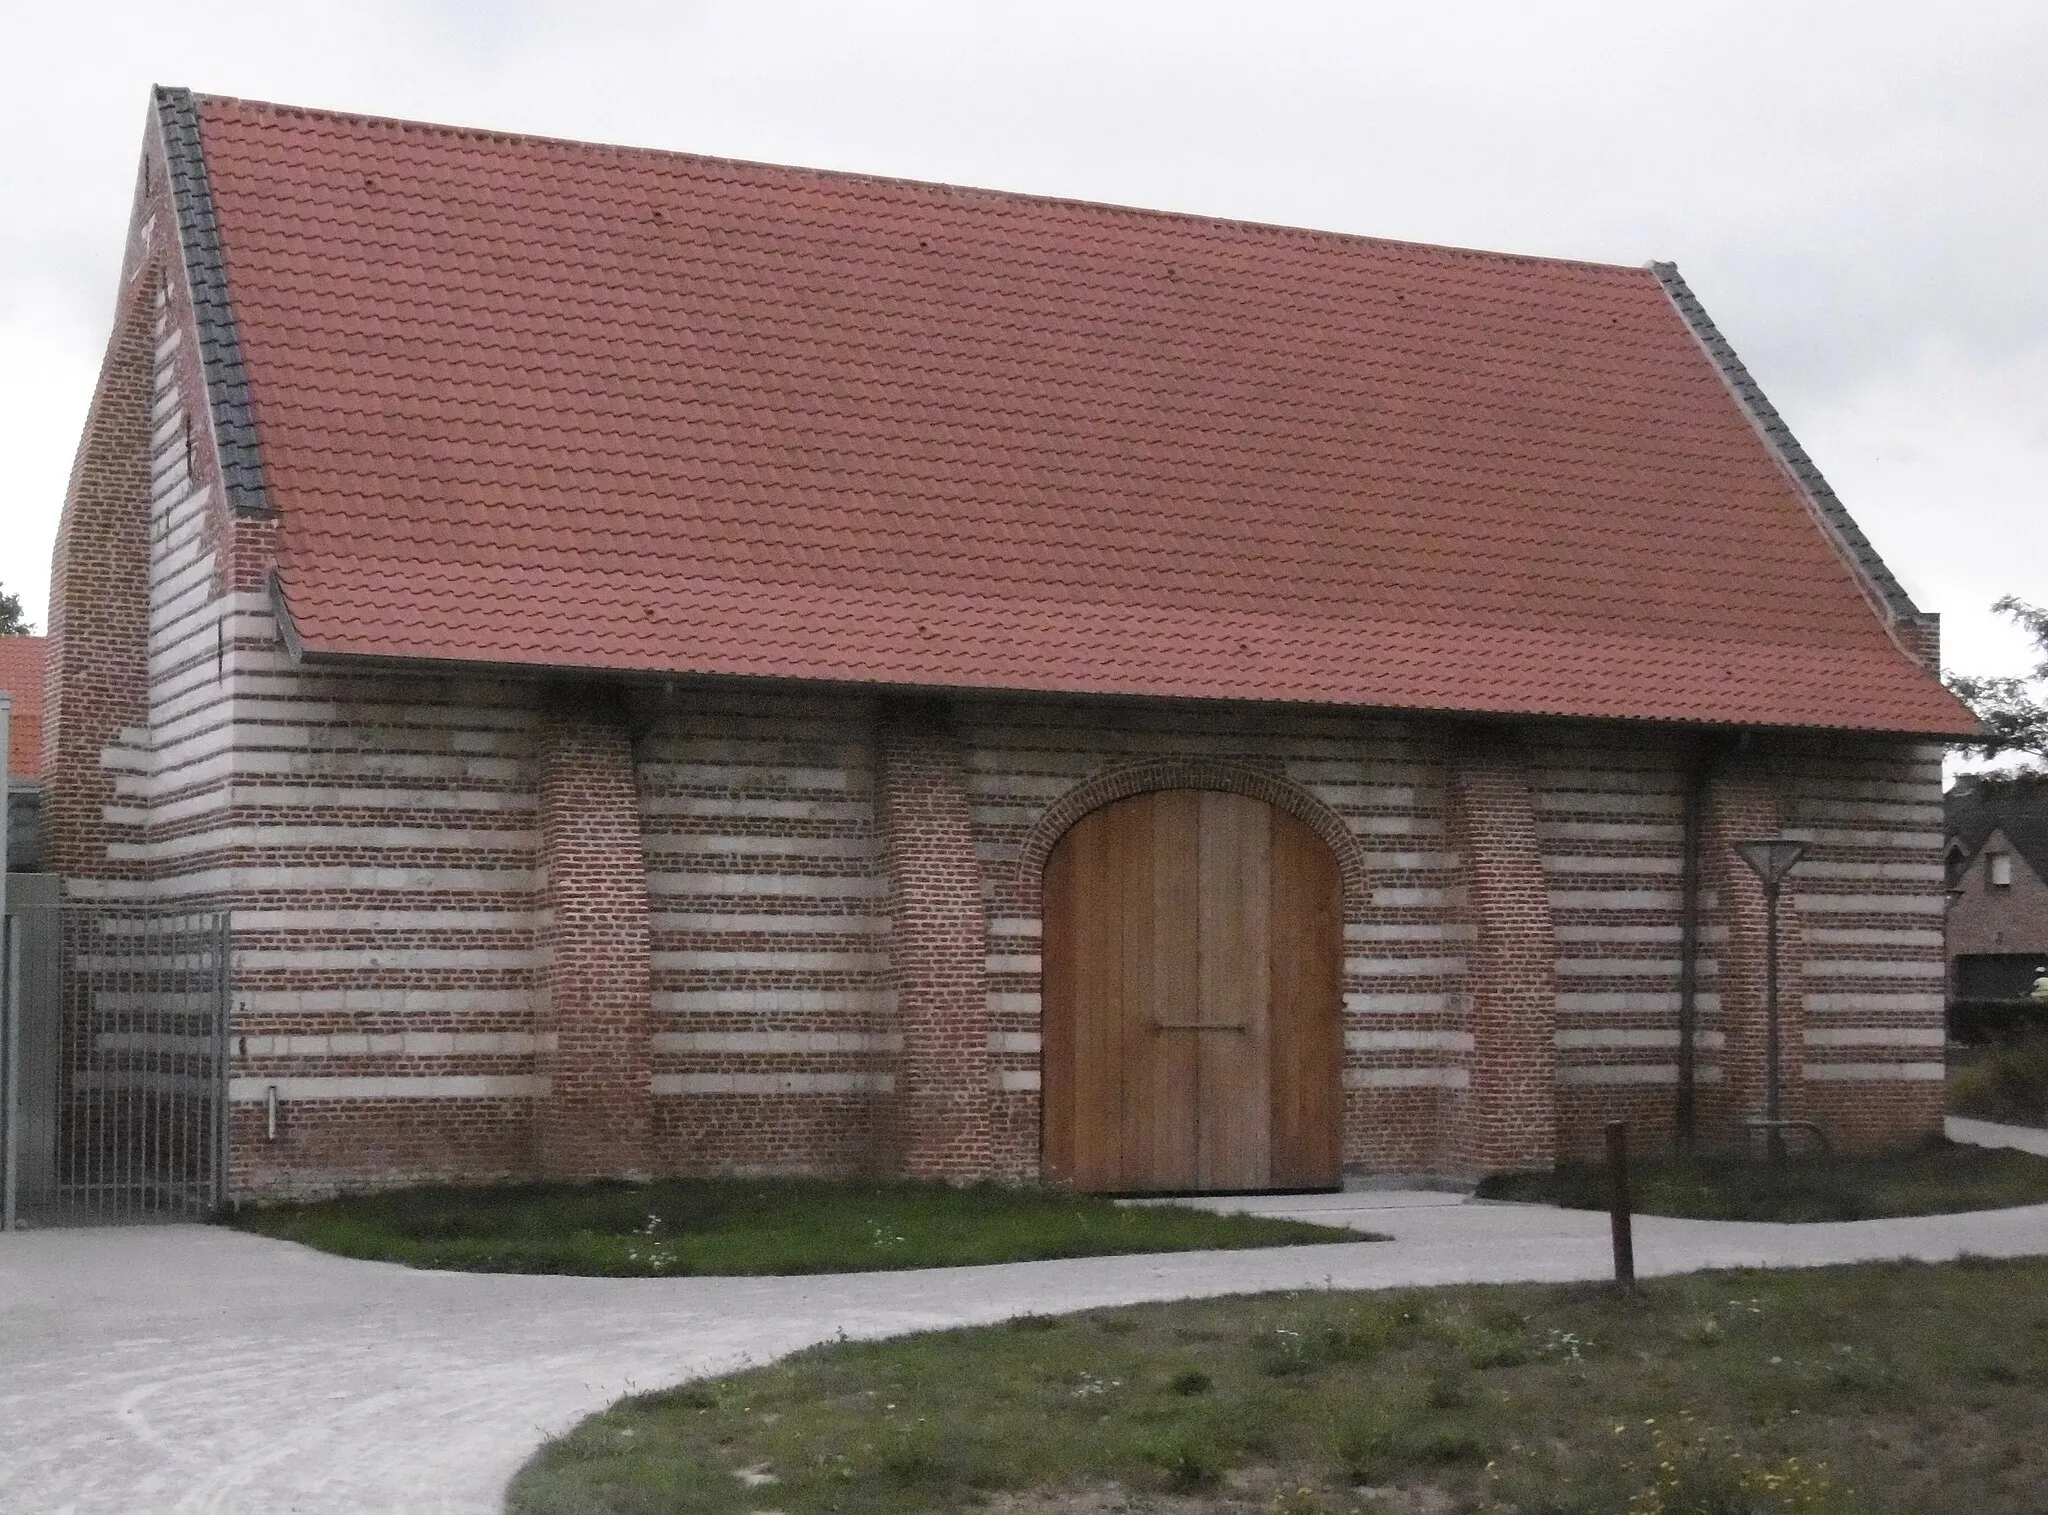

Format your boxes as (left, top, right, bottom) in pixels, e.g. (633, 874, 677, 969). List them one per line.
(277, 636, 1971, 738)
(154, 85, 273, 519)
(1649, 262, 1924, 635)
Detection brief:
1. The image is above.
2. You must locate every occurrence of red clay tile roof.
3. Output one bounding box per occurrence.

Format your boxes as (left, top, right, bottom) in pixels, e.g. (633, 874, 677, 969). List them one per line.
(0, 636, 44, 780)
(186, 94, 1975, 737)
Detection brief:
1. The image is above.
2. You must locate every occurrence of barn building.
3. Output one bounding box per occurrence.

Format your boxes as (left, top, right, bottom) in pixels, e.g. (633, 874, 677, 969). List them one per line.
(41, 88, 1977, 1202)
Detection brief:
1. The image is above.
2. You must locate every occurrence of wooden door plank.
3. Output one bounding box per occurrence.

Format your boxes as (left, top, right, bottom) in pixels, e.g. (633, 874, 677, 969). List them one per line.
(1142, 790, 1202, 1190)
(1111, 793, 1157, 1188)
(1197, 791, 1271, 1189)
(1072, 801, 1128, 1190)
(1269, 808, 1343, 1187)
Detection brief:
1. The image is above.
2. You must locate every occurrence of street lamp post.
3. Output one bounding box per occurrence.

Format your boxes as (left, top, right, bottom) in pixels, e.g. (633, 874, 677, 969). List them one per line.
(1735, 837, 1808, 1161)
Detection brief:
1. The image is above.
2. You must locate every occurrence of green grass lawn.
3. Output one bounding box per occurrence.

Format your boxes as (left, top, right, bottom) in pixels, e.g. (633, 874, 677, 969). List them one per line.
(509, 1258, 2048, 1515)
(223, 1177, 1365, 1276)
(1473, 1139, 2048, 1222)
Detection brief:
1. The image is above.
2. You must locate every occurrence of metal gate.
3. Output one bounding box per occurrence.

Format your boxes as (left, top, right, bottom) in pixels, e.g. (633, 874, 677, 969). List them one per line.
(2, 894, 228, 1227)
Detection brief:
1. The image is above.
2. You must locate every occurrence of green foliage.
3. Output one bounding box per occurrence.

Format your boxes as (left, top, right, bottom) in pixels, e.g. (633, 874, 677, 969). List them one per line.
(1257, 1313, 1391, 1376)
(223, 1174, 1361, 1276)
(0, 585, 30, 636)
(1618, 1416, 1852, 1515)
(1947, 594, 2048, 762)
(1140, 1429, 1225, 1491)
(1474, 1139, 2048, 1221)
(511, 1261, 2048, 1515)
(1948, 1034, 2048, 1126)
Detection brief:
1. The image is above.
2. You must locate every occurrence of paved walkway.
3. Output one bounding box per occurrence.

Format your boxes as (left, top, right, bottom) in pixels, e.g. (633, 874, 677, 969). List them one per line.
(1947, 1114, 2048, 1156)
(4, 1119, 2046, 1515)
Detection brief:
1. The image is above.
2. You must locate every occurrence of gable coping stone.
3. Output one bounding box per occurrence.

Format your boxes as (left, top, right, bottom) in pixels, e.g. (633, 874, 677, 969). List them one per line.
(154, 84, 273, 520)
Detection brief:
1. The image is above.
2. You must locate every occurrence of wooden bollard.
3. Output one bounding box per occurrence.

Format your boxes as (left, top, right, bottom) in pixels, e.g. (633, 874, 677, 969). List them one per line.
(1606, 1119, 1635, 1289)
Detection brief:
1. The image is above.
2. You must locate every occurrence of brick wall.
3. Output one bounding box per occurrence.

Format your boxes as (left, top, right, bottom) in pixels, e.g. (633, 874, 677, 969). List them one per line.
(42, 274, 157, 886)
(1447, 741, 1557, 1172)
(1527, 727, 1706, 1159)
(1701, 765, 1809, 1150)
(962, 706, 1947, 1179)
(637, 687, 893, 1176)
(875, 700, 991, 1180)
(536, 687, 652, 1180)
(956, 697, 1468, 1178)
(1777, 736, 1947, 1150)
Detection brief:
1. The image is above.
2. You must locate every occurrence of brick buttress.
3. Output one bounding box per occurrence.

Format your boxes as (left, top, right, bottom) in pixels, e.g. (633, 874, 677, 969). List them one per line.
(1704, 764, 1807, 1153)
(1449, 738, 1559, 1173)
(876, 699, 992, 1181)
(536, 687, 653, 1180)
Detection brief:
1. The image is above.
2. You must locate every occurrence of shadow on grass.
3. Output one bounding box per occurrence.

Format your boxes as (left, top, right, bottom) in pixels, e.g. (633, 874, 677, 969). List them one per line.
(1476, 1137, 2048, 1221)
(222, 1176, 1371, 1275)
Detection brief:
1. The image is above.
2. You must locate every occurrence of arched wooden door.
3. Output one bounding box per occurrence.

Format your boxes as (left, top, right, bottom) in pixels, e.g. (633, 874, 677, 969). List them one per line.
(1042, 789, 1342, 1192)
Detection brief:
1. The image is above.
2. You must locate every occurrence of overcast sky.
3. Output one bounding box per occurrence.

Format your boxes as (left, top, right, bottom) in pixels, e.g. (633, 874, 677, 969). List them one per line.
(4, 0, 2043, 696)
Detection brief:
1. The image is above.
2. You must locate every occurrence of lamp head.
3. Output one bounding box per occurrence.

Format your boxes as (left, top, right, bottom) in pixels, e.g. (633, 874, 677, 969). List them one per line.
(1735, 837, 1809, 890)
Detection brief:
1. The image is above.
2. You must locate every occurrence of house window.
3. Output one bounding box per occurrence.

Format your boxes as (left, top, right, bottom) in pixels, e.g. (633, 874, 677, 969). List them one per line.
(1990, 854, 2013, 889)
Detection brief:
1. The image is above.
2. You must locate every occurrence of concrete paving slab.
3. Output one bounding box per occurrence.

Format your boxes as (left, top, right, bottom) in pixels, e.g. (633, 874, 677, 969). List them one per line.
(1126, 1187, 1466, 1226)
(1948, 1114, 2048, 1156)
(6, 1190, 2048, 1515)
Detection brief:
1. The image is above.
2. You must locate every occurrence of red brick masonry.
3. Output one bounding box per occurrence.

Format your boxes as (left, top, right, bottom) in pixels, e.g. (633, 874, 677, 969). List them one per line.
(537, 688, 653, 1180)
(1705, 765, 1795, 1150)
(876, 701, 992, 1181)
(42, 277, 157, 884)
(1449, 741, 1559, 1172)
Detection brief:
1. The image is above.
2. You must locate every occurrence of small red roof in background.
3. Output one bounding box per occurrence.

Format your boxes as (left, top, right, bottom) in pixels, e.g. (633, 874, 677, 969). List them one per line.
(192, 97, 1976, 736)
(0, 637, 44, 779)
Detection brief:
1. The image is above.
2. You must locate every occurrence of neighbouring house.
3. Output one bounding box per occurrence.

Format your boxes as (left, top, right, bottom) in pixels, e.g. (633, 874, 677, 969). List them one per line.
(40, 87, 1978, 1202)
(2, 635, 45, 872)
(1946, 773, 2048, 1034)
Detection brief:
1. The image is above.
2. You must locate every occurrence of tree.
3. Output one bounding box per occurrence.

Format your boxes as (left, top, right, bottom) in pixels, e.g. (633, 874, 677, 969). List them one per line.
(0, 584, 31, 636)
(1947, 596, 2048, 766)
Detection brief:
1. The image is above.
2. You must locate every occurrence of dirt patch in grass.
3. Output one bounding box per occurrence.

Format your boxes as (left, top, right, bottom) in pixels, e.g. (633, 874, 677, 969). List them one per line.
(509, 1259, 2048, 1515)
(1474, 1138, 2048, 1221)
(223, 1177, 1366, 1276)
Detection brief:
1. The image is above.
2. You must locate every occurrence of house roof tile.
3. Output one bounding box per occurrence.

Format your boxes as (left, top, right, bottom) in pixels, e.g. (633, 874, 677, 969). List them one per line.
(0, 636, 45, 780)
(179, 92, 1977, 736)
(1949, 775, 2048, 885)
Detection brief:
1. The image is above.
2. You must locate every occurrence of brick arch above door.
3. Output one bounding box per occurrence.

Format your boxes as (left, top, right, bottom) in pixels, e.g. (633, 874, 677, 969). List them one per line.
(1012, 757, 1373, 922)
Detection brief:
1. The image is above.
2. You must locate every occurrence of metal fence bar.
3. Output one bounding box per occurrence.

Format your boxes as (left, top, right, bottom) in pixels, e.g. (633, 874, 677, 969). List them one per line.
(3, 913, 19, 1232)
(1, 694, 9, 1231)
(214, 912, 231, 1210)
(5, 899, 228, 1227)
